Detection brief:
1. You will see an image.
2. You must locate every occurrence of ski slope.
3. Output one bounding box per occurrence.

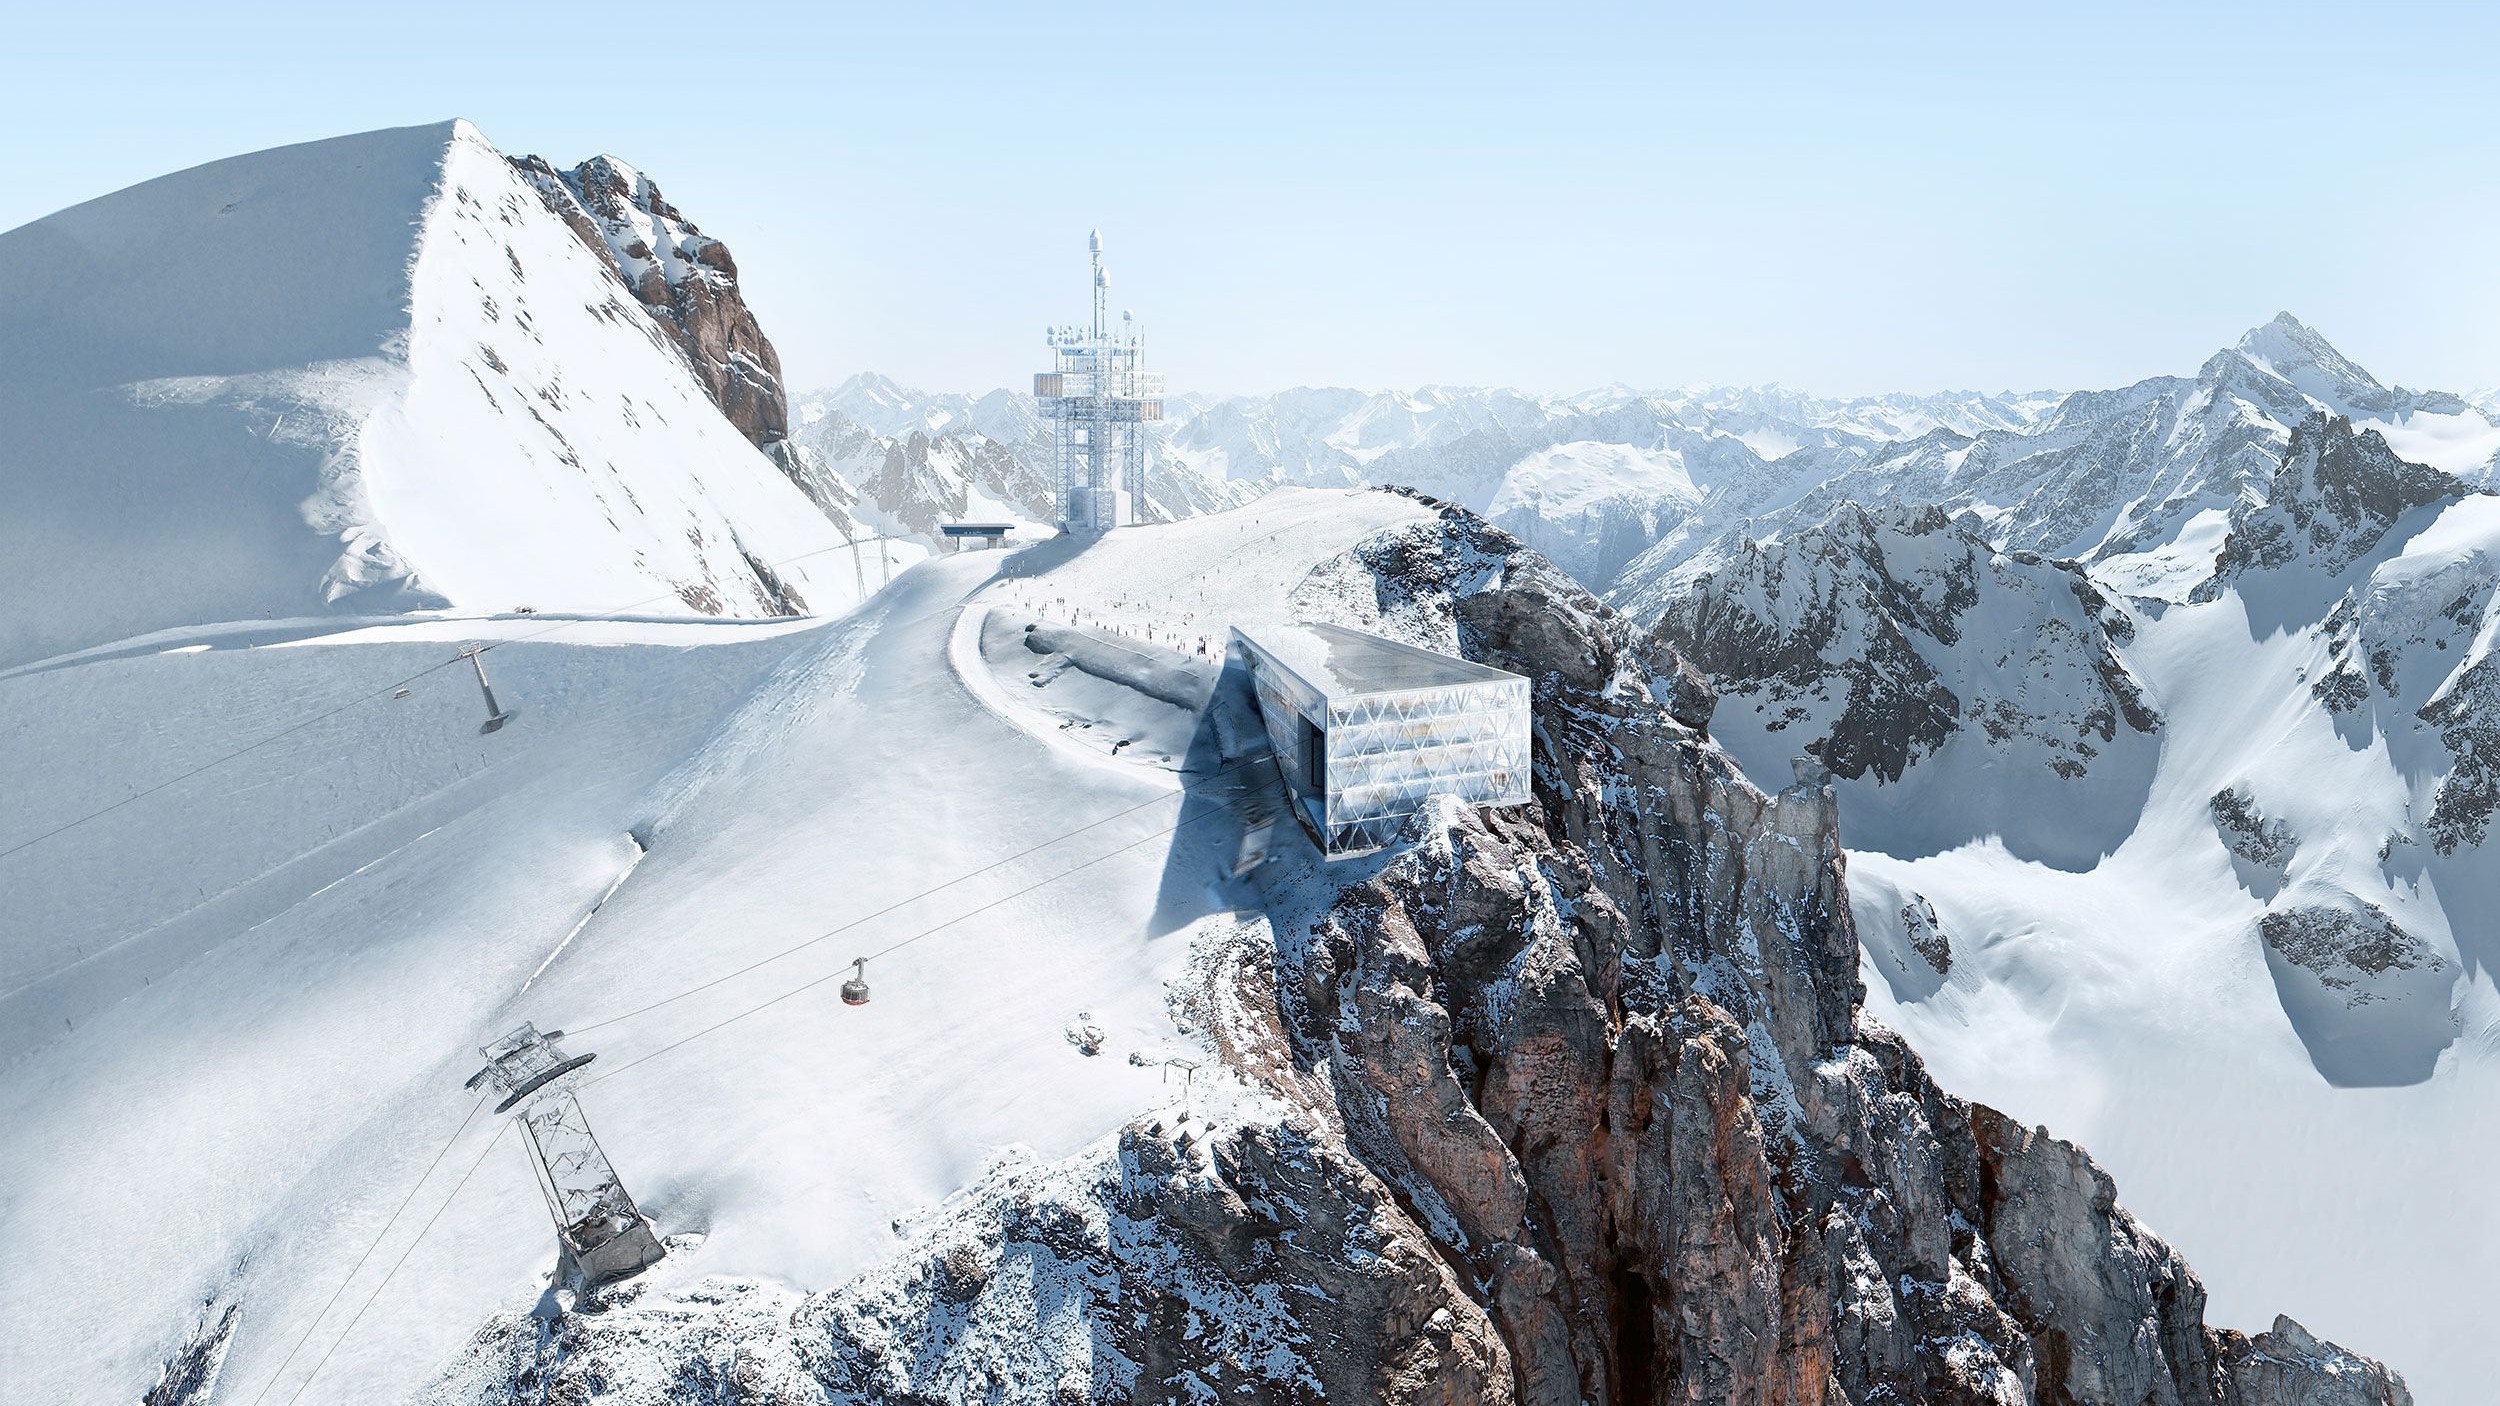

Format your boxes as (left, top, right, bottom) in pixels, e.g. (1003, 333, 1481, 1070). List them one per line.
(0, 488, 1425, 1404)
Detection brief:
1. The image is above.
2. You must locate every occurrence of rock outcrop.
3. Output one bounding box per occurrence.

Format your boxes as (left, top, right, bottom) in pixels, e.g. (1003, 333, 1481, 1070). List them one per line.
(428, 1123, 1511, 1406)
(511, 154, 789, 453)
(1252, 506, 2404, 1405)
(2211, 785, 2297, 872)
(1650, 501, 2158, 790)
(141, 1302, 238, 1406)
(2201, 414, 2465, 591)
(424, 504, 2408, 1406)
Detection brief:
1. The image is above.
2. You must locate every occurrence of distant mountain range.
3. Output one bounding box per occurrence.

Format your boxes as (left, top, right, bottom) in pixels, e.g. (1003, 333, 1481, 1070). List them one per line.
(9, 117, 2478, 1406)
(800, 316, 2500, 606)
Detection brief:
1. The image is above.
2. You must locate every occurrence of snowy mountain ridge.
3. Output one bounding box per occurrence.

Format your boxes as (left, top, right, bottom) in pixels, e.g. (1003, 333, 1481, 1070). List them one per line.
(1629, 409, 2500, 1401)
(1616, 316, 2500, 616)
(815, 316, 2498, 610)
(0, 120, 909, 672)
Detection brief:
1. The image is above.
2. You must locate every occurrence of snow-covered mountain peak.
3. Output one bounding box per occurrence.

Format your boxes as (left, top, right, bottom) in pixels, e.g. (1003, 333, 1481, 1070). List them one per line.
(0, 119, 898, 669)
(1655, 498, 2160, 868)
(2231, 311, 2394, 410)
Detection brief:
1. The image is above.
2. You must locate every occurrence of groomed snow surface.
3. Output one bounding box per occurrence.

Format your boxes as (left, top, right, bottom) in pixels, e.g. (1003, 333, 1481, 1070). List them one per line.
(0, 488, 1425, 1404)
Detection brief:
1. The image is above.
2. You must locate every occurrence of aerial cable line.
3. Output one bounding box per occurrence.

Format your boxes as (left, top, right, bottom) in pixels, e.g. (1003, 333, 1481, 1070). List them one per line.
(247, 771, 1256, 1402)
(279, 1119, 516, 1406)
(264, 763, 1270, 1398)
(0, 534, 918, 866)
(581, 787, 1251, 1093)
(566, 748, 1269, 1038)
(255, 732, 1273, 1397)
(0, 652, 474, 866)
(240, 1094, 489, 1406)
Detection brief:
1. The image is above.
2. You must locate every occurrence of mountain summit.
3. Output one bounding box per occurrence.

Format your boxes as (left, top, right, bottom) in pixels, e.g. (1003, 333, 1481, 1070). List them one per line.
(0, 120, 892, 670)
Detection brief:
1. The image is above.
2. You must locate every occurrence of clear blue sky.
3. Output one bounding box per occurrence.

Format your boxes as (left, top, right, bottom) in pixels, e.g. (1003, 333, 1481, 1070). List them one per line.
(10, 2, 2499, 398)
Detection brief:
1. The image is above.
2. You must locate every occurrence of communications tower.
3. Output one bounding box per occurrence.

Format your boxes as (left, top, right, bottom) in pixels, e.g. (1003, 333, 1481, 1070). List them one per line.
(1035, 231, 1164, 532)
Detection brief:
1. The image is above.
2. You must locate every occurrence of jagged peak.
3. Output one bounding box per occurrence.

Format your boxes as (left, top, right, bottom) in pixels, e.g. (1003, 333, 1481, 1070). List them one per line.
(2275, 411, 2463, 510)
(2200, 412, 2476, 591)
(2224, 312, 2391, 401)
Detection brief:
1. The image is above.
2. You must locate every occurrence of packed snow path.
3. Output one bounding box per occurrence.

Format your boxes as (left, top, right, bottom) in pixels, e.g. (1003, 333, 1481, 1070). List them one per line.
(0, 489, 1423, 1404)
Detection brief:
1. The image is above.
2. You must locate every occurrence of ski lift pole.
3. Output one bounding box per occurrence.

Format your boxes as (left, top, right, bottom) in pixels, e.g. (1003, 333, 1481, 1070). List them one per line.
(464, 646, 515, 734)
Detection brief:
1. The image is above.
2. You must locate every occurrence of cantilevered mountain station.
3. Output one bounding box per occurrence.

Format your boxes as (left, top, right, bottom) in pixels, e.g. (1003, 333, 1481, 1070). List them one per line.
(1231, 622, 1532, 856)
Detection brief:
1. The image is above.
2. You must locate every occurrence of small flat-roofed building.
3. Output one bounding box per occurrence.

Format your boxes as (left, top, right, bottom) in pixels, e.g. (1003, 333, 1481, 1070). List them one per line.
(940, 522, 1015, 551)
(1230, 622, 1531, 855)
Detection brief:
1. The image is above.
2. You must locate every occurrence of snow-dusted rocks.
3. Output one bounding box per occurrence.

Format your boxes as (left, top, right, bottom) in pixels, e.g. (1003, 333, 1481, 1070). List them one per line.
(1650, 502, 2159, 866)
(2255, 901, 2454, 1085)
(2211, 783, 2298, 893)
(2221, 1316, 2417, 1406)
(401, 495, 2406, 1405)
(2202, 415, 2468, 592)
(509, 152, 790, 452)
(0, 120, 898, 669)
(428, 1119, 1510, 1405)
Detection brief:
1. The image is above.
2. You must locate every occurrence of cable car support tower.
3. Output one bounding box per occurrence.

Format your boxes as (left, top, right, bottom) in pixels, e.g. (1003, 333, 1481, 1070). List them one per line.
(467, 1023, 665, 1289)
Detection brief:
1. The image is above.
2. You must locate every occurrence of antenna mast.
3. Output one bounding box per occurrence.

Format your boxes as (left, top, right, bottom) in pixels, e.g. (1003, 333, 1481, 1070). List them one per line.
(1035, 230, 1164, 534)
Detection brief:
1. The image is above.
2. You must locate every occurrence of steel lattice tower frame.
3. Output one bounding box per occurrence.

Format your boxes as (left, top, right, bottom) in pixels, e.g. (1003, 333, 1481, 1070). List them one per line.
(1035, 230, 1164, 532)
(467, 1023, 665, 1289)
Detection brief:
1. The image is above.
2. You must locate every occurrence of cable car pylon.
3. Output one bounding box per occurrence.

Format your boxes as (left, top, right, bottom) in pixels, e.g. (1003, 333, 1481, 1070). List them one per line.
(463, 646, 515, 734)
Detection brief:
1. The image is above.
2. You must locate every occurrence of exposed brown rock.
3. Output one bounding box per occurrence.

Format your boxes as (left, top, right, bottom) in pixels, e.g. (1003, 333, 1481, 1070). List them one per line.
(1257, 505, 2409, 1406)
(509, 153, 789, 452)
(420, 500, 2409, 1406)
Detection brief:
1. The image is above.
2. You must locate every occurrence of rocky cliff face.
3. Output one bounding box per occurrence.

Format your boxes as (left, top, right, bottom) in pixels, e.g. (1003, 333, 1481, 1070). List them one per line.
(2202, 415, 2465, 590)
(1263, 509, 2401, 1405)
(2235, 415, 2500, 858)
(511, 154, 789, 453)
(423, 507, 2407, 1406)
(1647, 501, 2157, 792)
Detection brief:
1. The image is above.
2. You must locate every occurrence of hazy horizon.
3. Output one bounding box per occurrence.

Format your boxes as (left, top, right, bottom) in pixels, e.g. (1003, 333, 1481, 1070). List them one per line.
(13, 2, 2499, 400)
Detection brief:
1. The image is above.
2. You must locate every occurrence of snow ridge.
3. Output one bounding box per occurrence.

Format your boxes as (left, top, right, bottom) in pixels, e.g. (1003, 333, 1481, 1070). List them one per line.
(0, 120, 907, 670)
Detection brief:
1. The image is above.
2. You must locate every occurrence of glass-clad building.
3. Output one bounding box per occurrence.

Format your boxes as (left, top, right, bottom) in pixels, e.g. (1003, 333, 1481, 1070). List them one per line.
(1231, 622, 1532, 855)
